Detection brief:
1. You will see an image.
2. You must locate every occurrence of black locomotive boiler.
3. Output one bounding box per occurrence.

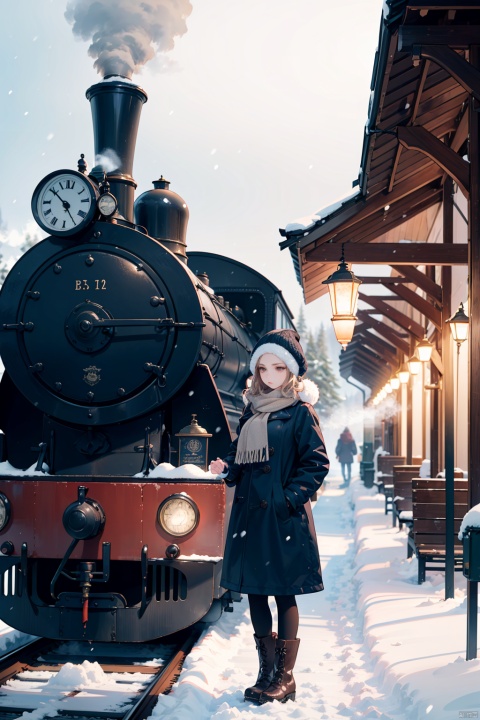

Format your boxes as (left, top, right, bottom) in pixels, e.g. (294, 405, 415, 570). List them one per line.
(0, 78, 294, 641)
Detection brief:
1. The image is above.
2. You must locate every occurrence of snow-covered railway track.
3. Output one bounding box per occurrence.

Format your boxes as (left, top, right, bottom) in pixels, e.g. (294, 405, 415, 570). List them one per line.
(0, 629, 200, 719)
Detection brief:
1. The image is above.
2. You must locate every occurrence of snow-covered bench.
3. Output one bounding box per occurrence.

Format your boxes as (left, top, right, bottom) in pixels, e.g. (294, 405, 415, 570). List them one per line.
(409, 477, 469, 584)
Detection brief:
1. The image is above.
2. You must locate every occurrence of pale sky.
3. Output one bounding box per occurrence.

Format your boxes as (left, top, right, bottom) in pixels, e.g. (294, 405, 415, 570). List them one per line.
(0, 0, 383, 328)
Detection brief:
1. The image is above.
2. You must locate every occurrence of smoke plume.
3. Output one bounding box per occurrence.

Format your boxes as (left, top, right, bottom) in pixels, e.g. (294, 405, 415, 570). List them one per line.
(65, 0, 193, 78)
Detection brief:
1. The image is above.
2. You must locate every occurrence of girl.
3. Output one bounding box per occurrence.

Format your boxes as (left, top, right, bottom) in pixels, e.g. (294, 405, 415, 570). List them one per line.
(210, 329, 329, 705)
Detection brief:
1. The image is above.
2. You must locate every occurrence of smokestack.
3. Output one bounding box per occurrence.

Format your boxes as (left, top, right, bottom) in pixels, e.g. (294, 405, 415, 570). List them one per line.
(86, 78, 147, 222)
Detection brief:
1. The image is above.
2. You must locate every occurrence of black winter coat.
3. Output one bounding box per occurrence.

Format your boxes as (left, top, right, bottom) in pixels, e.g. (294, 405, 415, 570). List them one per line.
(220, 401, 329, 596)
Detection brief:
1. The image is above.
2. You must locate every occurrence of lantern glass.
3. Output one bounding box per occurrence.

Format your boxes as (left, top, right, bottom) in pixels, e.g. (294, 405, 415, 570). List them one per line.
(331, 316, 357, 350)
(326, 278, 361, 317)
(446, 302, 469, 344)
(408, 355, 421, 376)
(416, 337, 433, 362)
(398, 363, 410, 384)
(390, 376, 400, 390)
(385, 382, 392, 394)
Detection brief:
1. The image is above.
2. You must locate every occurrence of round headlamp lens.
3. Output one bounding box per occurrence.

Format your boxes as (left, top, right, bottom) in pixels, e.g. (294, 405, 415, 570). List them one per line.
(0, 494, 11, 531)
(157, 495, 199, 537)
(97, 193, 117, 217)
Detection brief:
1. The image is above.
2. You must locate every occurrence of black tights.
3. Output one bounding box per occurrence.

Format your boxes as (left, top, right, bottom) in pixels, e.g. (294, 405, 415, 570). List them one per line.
(248, 594, 299, 640)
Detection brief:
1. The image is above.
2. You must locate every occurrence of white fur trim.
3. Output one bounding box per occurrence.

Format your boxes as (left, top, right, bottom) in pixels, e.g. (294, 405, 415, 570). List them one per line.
(298, 378, 319, 405)
(249, 343, 299, 376)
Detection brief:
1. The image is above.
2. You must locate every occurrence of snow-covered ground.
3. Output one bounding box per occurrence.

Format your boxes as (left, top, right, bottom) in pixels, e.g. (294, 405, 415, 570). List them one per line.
(153, 473, 480, 720)
(1, 471, 479, 719)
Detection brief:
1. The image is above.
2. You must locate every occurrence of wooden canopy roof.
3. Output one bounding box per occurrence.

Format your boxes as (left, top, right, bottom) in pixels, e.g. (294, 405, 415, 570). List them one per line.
(279, 0, 476, 307)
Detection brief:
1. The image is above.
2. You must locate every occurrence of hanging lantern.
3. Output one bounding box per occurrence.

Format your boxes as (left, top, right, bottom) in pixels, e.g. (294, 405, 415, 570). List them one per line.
(398, 362, 410, 384)
(446, 302, 469, 347)
(416, 336, 433, 363)
(408, 354, 422, 376)
(331, 316, 357, 350)
(390, 375, 400, 390)
(323, 245, 362, 349)
(322, 245, 362, 317)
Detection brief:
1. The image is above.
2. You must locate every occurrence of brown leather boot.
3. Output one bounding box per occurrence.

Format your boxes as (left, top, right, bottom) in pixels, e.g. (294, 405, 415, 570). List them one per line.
(244, 633, 277, 702)
(259, 638, 300, 703)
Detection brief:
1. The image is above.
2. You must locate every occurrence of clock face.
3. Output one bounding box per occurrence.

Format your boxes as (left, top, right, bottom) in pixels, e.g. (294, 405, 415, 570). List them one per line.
(32, 170, 99, 236)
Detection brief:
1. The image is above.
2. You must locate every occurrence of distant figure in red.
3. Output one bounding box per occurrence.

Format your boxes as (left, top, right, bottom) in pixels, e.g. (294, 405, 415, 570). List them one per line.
(335, 427, 357, 487)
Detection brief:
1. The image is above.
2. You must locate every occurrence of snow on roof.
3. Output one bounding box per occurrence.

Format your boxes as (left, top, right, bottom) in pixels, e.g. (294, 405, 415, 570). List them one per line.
(284, 188, 361, 235)
(459, 502, 480, 540)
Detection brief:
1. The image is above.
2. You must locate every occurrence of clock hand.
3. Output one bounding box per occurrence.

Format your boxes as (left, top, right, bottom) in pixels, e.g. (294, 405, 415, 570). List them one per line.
(49, 188, 76, 224)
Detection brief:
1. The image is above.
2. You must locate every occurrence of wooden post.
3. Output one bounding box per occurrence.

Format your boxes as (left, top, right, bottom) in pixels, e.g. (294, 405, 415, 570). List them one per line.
(467, 44, 480, 661)
(442, 176, 455, 601)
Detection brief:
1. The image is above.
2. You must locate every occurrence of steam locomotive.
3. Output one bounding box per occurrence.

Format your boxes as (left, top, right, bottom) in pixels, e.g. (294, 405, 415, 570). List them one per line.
(0, 78, 294, 642)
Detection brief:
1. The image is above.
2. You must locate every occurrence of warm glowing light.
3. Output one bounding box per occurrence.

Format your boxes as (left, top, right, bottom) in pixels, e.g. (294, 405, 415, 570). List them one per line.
(446, 302, 469, 346)
(398, 363, 410, 384)
(408, 355, 421, 375)
(390, 375, 400, 390)
(385, 382, 392, 394)
(416, 336, 433, 362)
(331, 316, 357, 350)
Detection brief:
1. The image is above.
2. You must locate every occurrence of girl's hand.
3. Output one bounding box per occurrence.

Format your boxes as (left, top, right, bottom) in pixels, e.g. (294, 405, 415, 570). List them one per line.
(209, 458, 227, 475)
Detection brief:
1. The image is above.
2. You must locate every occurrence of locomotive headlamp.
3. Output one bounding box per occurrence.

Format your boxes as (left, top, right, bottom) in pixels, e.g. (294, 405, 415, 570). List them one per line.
(97, 192, 117, 217)
(157, 494, 199, 537)
(0, 494, 11, 532)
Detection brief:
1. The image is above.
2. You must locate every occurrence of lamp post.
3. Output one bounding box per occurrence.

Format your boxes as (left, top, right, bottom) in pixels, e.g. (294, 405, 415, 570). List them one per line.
(446, 302, 469, 350)
(322, 245, 362, 350)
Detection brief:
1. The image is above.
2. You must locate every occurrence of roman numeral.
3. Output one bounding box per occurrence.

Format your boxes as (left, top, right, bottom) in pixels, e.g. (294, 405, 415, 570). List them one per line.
(65, 179, 75, 189)
(77, 210, 87, 218)
(59, 182, 64, 190)
(50, 217, 58, 226)
(44, 209, 51, 216)
(78, 188, 85, 195)
(62, 221, 66, 228)
(81, 198, 90, 203)
(43, 200, 51, 205)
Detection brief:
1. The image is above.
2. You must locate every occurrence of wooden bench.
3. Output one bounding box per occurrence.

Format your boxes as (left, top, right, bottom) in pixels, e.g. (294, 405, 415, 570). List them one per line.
(391, 465, 422, 530)
(375, 456, 406, 512)
(409, 477, 469, 584)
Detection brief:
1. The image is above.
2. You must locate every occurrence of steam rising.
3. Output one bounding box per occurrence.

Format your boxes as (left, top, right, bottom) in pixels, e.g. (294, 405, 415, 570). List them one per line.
(95, 149, 121, 173)
(65, 0, 193, 78)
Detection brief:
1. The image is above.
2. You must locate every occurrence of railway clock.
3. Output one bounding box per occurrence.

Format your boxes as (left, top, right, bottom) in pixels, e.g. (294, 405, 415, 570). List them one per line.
(32, 169, 99, 237)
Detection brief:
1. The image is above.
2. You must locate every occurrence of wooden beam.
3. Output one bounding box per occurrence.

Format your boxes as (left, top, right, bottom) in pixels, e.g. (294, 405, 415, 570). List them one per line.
(359, 292, 425, 339)
(305, 242, 467, 265)
(357, 276, 412, 284)
(400, 26, 480, 48)
(357, 310, 411, 357)
(381, 280, 443, 330)
(397, 125, 470, 197)
(403, 42, 480, 102)
(391, 264, 443, 303)
(407, 3, 480, 8)
(297, 173, 441, 249)
(355, 328, 399, 361)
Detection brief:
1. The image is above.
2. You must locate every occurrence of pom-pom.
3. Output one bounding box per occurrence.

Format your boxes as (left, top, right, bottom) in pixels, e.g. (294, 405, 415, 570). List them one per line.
(298, 378, 319, 405)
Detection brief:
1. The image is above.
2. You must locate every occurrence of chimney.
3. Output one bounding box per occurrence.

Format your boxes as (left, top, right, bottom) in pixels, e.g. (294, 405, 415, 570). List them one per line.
(86, 78, 147, 222)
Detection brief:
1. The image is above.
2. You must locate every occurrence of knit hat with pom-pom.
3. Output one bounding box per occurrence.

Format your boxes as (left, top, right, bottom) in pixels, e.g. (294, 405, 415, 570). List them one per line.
(250, 329, 307, 377)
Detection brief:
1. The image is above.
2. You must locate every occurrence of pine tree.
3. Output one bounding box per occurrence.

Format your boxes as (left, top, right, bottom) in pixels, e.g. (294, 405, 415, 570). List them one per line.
(296, 304, 308, 346)
(306, 324, 343, 417)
